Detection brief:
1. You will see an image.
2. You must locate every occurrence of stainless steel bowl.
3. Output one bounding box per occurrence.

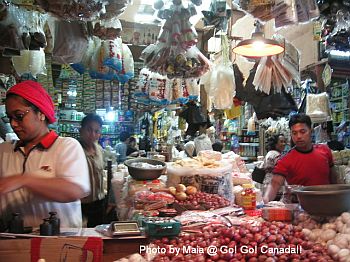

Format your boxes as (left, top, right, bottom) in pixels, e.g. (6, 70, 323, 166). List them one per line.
(293, 184, 350, 216)
(124, 158, 166, 181)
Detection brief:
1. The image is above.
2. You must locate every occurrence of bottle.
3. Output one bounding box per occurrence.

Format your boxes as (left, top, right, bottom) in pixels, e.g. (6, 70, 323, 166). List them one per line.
(48, 211, 60, 235)
(40, 218, 53, 236)
(143, 30, 146, 45)
(241, 184, 256, 210)
(231, 135, 240, 154)
(8, 213, 24, 234)
(146, 30, 152, 45)
(71, 111, 76, 121)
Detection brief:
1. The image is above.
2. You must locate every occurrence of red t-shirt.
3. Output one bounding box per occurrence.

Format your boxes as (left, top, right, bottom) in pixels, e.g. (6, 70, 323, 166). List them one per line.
(273, 144, 334, 186)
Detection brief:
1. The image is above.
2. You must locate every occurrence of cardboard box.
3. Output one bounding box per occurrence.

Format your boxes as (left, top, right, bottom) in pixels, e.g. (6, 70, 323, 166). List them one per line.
(0, 237, 103, 262)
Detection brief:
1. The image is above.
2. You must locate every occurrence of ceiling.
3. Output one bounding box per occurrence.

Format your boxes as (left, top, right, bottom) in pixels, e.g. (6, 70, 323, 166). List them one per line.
(118, 0, 209, 28)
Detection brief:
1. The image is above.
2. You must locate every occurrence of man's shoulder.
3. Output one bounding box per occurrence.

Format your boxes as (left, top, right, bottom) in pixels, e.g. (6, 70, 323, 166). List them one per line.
(56, 136, 81, 147)
(0, 141, 14, 151)
(313, 144, 332, 153)
(277, 148, 297, 162)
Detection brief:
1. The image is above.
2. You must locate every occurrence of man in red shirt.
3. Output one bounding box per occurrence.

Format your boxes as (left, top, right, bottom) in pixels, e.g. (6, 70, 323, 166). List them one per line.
(263, 114, 337, 203)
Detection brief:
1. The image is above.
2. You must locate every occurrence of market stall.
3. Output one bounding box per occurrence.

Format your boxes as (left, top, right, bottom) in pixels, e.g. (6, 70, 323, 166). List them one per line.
(2, 0, 350, 261)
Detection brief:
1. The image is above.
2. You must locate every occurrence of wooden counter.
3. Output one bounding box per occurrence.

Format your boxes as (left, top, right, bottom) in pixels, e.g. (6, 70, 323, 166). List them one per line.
(0, 228, 149, 261)
(103, 237, 149, 261)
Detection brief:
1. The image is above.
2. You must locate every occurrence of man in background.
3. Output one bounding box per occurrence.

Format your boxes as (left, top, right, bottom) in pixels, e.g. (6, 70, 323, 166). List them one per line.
(115, 131, 130, 163)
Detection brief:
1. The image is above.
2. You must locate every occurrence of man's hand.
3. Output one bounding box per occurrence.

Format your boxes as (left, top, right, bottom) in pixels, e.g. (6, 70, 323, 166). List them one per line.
(330, 166, 338, 184)
(129, 151, 139, 157)
(263, 174, 286, 204)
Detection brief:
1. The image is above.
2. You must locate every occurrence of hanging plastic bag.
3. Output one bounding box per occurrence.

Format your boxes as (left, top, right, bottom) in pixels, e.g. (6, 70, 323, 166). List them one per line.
(89, 37, 114, 79)
(102, 38, 123, 71)
(134, 68, 151, 100)
(117, 43, 134, 83)
(148, 72, 168, 105)
(93, 17, 122, 40)
(0, 4, 25, 51)
(100, 0, 131, 20)
(185, 78, 200, 100)
(173, 79, 190, 104)
(70, 37, 96, 74)
(21, 10, 47, 50)
(170, 78, 181, 103)
(305, 92, 332, 123)
(210, 35, 235, 109)
(88, 37, 121, 80)
(51, 20, 88, 64)
(12, 48, 46, 77)
(210, 64, 235, 109)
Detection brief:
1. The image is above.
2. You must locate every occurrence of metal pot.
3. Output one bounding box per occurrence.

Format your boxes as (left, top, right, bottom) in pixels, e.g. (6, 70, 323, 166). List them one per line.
(292, 184, 350, 216)
(124, 158, 166, 181)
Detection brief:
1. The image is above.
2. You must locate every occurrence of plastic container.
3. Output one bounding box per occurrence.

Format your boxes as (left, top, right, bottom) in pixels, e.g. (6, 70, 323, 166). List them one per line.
(241, 184, 256, 210)
(142, 218, 181, 238)
(262, 207, 293, 221)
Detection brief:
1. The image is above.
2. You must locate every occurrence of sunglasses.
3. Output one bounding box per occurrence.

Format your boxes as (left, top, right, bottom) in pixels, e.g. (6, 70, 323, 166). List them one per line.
(2, 109, 31, 123)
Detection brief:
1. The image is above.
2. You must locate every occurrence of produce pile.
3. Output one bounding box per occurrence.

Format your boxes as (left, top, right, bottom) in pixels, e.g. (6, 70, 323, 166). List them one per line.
(296, 212, 350, 262)
(133, 183, 232, 215)
(174, 192, 231, 211)
(150, 221, 332, 262)
(167, 184, 231, 211)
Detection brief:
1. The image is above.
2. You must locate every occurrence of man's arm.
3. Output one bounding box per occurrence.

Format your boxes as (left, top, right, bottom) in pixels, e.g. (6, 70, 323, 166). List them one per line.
(263, 174, 286, 203)
(0, 175, 85, 202)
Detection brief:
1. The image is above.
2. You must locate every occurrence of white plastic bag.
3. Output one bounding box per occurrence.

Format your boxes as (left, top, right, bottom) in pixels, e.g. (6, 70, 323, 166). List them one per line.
(12, 48, 46, 77)
(167, 162, 234, 202)
(210, 64, 235, 109)
(305, 92, 331, 123)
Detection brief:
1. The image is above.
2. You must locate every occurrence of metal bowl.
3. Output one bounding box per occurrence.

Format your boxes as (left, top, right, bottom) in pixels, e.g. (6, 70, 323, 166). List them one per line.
(124, 158, 166, 181)
(293, 184, 350, 216)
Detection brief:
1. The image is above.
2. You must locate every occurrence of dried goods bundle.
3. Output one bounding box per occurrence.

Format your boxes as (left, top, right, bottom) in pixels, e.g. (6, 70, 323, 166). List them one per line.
(36, 0, 107, 21)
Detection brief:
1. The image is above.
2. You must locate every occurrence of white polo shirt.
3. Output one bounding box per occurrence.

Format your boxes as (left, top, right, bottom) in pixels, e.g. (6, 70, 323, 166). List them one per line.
(0, 131, 90, 228)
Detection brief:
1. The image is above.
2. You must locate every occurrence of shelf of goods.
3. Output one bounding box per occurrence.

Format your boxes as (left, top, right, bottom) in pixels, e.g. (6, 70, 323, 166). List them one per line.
(220, 130, 260, 161)
(330, 81, 349, 125)
(240, 130, 260, 161)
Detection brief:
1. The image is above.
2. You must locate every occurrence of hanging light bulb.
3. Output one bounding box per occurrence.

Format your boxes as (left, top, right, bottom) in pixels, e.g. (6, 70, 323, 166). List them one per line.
(232, 21, 284, 58)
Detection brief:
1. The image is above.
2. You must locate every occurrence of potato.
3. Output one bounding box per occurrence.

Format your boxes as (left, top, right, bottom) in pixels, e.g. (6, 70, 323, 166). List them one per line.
(176, 184, 186, 192)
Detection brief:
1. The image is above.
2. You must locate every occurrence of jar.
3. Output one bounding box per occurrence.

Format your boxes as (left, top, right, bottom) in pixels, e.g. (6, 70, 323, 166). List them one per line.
(241, 184, 256, 210)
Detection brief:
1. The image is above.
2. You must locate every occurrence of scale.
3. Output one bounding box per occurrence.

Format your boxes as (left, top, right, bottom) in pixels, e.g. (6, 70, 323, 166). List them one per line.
(110, 221, 141, 237)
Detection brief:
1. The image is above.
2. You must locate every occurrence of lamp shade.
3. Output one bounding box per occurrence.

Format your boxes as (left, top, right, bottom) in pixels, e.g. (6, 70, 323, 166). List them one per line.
(232, 38, 284, 58)
(232, 21, 284, 58)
